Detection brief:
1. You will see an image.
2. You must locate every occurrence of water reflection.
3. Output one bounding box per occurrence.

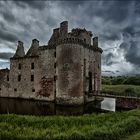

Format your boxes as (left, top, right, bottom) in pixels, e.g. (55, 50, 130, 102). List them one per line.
(101, 97, 116, 112)
(0, 97, 116, 115)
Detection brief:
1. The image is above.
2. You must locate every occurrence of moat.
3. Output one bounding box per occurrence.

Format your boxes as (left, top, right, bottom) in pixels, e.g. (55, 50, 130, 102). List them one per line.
(0, 97, 119, 115)
(0, 97, 100, 115)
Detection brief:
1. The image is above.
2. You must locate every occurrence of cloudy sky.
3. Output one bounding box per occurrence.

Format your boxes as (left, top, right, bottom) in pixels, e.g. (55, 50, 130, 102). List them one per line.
(0, 0, 140, 76)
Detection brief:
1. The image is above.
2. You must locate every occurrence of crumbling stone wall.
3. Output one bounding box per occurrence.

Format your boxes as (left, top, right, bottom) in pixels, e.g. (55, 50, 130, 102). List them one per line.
(0, 21, 103, 105)
(0, 69, 10, 97)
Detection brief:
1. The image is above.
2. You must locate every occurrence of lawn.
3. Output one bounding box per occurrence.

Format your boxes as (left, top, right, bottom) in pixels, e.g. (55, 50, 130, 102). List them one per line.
(1, 109, 140, 139)
(102, 84, 140, 97)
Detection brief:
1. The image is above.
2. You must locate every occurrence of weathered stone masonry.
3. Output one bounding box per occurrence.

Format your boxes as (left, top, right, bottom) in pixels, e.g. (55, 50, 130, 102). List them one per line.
(0, 21, 103, 105)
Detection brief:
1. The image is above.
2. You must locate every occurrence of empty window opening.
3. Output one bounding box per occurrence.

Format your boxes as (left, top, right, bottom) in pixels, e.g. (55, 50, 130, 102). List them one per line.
(84, 38, 86, 42)
(84, 59, 86, 76)
(18, 75, 21, 81)
(32, 88, 35, 92)
(14, 88, 17, 92)
(54, 52, 56, 57)
(89, 72, 92, 92)
(54, 75, 57, 81)
(0, 88, 1, 90)
(54, 62, 56, 68)
(31, 63, 34, 69)
(18, 63, 21, 69)
(31, 75, 34, 81)
(7, 75, 9, 81)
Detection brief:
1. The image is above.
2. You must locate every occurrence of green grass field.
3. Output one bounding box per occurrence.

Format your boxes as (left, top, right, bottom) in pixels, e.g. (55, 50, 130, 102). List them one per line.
(102, 84, 140, 96)
(1, 109, 140, 139)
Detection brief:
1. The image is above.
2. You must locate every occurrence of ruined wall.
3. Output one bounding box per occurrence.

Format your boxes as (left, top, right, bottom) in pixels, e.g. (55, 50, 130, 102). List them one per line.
(83, 47, 96, 94)
(6, 47, 56, 102)
(9, 57, 40, 99)
(56, 43, 84, 105)
(0, 69, 10, 97)
(37, 48, 56, 101)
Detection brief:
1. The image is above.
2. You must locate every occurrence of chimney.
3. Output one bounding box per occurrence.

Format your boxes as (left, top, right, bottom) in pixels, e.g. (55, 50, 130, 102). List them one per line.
(26, 39, 39, 56)
(93, 37, 98, 47)
(31, 39, 39, 48)
(60, 21, 68, 38)
(13, 41, 25, 58)
(53, 28, 60, 38)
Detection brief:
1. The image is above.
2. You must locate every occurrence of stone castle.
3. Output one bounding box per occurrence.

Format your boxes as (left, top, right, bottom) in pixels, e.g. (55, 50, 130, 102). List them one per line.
(0, 21, 103, 105)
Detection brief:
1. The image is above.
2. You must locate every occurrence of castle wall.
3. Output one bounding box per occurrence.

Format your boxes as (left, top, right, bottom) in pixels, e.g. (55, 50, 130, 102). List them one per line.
(37, 48, 56, 101)
(56, 43, 84, 105)
(0, 69, 10, 97)
(78, 32, 91, 45)
(9, 57, 40, 99)
(83, 47, 97, 94)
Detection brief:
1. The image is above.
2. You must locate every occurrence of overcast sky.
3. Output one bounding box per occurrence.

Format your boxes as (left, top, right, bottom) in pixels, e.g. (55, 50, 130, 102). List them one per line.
(0, 0, 140, 76)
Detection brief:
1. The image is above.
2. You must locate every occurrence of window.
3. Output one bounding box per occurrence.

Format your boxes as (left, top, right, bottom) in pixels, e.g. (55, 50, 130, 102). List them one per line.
(54, 51, 56, 57)
(14, 88, 17, 92)
(18, 75, 21, 81)
(7, 75, 9, 81)
(32, 88, 35, 92)
(31, 75, 34, 81)
(31, 63, 34, 69)
(54, 75, 57, 81)
(89, 72, 92, 92)
(0, 88, 1, 90)
(18, 63, 21, 69)
(84, 59, 86, 76)
(54, 62, 56, 68)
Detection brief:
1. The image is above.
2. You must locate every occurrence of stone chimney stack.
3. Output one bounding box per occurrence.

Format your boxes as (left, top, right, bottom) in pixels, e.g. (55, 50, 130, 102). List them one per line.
(31, 39, 39, 48)
(60, 21, 68, 38)
(93, 37, 98, 48)
(53, 28, 60, 38)
(13, 41, 25, 58)
(26, 39, 39, 56)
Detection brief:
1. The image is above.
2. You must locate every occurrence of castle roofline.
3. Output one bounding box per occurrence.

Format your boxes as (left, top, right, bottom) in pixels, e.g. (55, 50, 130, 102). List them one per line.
(71, 28, 93, 37)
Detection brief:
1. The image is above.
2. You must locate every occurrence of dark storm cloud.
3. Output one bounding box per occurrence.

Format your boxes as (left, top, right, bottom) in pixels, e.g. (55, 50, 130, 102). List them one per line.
(120, 41, 140, 67)
(0, 29, 18, 42)
(103, 52, 119, 66)
(0, 52, 14, 60)
(15, 0, 47, 10)
(100, 33, 121, 41)
(0, 0, 140, 75)
(1, 10, 16, 23)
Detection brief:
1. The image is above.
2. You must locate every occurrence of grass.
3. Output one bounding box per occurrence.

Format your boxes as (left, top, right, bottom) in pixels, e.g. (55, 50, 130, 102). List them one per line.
(122, 131, 140, 140)
(1, 109, 140, 139)
(102, 84, 140, 97)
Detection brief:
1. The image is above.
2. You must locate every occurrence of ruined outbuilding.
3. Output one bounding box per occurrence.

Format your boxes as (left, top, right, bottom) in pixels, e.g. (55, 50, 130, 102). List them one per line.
(0, 21, 103, 105)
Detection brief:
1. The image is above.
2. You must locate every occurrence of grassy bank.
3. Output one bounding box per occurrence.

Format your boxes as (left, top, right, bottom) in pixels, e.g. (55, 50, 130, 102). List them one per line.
(102, 84, 140, 96)
(1, 109, 140, 139)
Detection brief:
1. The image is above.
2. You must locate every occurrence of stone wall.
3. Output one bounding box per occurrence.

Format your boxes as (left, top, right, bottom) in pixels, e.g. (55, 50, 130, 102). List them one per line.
(56, 43, 84, 105)
(0, 21, 102, 105)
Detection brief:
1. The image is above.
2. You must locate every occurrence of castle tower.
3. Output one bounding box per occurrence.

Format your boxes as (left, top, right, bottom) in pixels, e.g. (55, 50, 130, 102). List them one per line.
(13, 41, 25, 58)
(55, 22, 84, 105)
(56, 42, 84, 105)
(60, 21, 68, 38)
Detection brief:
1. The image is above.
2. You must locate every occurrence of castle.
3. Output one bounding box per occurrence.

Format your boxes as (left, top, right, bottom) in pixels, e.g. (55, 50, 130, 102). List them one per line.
(0, 21, 103, 105)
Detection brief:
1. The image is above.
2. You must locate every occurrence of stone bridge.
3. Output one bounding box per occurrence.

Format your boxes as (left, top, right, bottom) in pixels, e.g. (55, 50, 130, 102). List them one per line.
(95, 93, 140, 109)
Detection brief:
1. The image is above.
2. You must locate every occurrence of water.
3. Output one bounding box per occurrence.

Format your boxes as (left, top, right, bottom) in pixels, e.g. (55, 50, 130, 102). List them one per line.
(0, 97, 116, 115)
(101, 97, 116, 112)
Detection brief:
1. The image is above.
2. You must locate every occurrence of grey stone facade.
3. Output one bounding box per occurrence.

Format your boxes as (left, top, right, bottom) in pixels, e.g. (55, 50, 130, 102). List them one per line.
(0, 21, 103, 105)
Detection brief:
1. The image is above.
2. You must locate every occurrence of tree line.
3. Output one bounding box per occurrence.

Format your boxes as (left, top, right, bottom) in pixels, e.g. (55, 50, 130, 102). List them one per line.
(102, 76, 140, 85)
